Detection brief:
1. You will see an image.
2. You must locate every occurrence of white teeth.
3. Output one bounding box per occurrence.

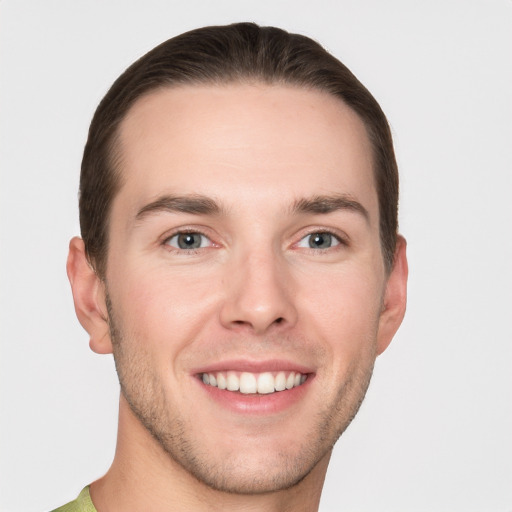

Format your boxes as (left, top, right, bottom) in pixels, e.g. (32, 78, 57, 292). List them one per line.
(226, 371, 239, 391)
(217, 372, 227, 390)
(201, 370, 307, 394)
(275, 372, 286, 391)
(257, 372, 275, 394)
(240, 372, 257, 394)
(275, 371, 286, 391)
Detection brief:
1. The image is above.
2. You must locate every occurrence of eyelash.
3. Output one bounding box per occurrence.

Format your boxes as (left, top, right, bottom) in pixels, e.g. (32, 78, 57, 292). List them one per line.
(162, 228, 348, 255)
(162, 229, 216, 254)
(294, 229, 347, 252)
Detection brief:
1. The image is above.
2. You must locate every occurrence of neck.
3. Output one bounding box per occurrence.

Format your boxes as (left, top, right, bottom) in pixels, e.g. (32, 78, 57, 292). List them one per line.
(90, 396, 330, 512)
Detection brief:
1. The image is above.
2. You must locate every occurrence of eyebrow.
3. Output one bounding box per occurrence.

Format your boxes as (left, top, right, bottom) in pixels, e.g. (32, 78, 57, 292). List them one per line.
(292, 194, 369, 222)
(134, 193, 369, 222)
(135, 194, 222, 220)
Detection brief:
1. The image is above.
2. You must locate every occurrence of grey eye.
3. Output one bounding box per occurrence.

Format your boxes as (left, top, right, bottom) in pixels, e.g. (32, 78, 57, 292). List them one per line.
(167, 233, 210, 250)
(297, 232, 340, 249)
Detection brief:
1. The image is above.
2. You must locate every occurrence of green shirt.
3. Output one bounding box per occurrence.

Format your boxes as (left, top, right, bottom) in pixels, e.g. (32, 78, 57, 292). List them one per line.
(51, 486, 96, 512)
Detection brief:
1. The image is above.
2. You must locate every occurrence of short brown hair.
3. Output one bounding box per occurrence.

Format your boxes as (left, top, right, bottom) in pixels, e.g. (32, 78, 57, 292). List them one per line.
(80, 22, 399, 276)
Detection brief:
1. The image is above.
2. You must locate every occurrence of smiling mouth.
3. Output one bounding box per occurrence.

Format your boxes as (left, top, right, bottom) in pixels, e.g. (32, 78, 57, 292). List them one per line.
(200, 371, 308, 395)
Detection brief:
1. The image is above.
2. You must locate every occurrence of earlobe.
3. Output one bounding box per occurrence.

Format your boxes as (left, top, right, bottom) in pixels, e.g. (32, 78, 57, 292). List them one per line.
(66, 237, 113, 354)
(376, 235, 408, 355)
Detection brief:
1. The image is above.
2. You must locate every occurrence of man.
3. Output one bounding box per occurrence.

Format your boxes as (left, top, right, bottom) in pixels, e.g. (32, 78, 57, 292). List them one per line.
(58, 22, 407, 511)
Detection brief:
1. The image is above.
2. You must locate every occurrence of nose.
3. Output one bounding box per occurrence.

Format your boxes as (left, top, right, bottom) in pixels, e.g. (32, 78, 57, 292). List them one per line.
(219, 248, 298, 335)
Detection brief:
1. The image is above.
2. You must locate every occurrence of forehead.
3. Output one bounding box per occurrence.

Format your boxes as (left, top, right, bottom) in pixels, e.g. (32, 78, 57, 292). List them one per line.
(114, 83, 377, 219)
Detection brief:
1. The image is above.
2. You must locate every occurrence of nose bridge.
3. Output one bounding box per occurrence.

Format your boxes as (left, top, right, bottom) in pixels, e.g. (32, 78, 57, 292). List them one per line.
(220, 242, 297, 334)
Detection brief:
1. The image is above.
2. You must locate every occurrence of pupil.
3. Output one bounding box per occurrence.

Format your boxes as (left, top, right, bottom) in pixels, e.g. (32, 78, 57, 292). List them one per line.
(178, 233, 201, 249)
(310, 233, 331, 249)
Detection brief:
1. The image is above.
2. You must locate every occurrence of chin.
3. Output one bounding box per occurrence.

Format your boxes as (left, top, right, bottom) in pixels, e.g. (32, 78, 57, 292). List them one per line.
(160, 437, 329, 495)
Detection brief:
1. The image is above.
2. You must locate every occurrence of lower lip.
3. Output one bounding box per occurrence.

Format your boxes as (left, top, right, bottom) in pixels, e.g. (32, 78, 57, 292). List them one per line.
(195, 376, 313, 415)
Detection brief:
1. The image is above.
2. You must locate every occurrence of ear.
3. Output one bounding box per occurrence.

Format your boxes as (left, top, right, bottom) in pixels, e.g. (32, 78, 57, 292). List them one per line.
(66, 237, 113, 354)
(376, 235, 408, 355)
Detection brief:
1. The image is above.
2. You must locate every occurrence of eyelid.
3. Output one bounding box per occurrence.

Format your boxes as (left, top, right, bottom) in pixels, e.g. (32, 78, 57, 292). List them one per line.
(158, 225, 348, 253)
(294, 227, 348, 245)
(166, 232, 212, 249)
(161, 226, 219, 252)
(291, 228, 350, 255)
(296, 233, 340, 249)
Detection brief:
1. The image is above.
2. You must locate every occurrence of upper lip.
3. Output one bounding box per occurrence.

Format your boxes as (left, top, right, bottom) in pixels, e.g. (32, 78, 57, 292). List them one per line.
(191, 359, 315, 375)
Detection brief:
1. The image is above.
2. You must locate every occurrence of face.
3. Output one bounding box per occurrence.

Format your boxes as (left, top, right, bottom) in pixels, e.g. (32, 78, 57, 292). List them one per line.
(92, 84, 405, 493)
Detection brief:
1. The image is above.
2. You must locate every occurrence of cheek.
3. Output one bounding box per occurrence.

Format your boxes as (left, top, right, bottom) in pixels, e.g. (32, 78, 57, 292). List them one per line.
(297, 266, 383, 359)
(108, 263, 221, 351)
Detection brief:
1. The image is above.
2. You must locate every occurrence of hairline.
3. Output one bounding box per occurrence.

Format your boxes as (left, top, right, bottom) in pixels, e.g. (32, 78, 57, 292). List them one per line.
(91, 80, 394, 278)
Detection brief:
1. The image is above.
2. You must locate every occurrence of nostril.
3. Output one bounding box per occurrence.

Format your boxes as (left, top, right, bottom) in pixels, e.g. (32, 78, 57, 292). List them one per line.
(274, 317, 284, 324)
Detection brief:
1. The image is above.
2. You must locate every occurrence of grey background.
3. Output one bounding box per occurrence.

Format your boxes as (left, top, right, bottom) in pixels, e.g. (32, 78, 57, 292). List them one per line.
(1, 1, 511, 511)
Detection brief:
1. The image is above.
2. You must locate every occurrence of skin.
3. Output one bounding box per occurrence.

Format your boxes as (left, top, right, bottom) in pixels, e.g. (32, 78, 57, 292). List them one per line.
(67, 84, 408, 512)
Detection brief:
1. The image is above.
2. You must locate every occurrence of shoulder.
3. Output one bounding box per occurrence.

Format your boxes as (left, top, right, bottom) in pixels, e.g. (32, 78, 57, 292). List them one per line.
(50, 486, 96, 512)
